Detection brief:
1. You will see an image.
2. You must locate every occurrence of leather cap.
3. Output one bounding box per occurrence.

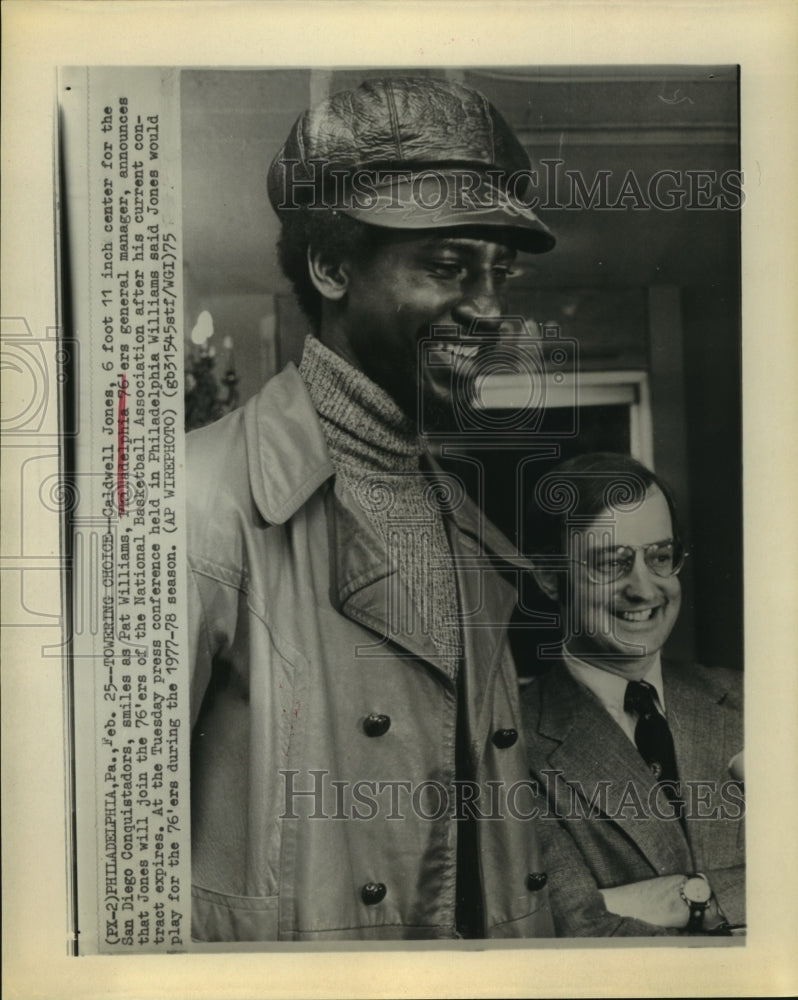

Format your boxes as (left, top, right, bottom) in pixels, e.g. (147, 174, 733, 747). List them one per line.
(267, 77, 555, 254)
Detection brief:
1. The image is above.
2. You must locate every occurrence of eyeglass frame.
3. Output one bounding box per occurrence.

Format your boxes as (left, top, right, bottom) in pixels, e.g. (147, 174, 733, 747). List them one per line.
(570, 538, 689, 585)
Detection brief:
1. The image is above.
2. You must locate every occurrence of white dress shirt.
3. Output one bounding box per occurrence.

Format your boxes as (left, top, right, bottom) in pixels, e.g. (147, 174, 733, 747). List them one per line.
(561, 647, 667, 746)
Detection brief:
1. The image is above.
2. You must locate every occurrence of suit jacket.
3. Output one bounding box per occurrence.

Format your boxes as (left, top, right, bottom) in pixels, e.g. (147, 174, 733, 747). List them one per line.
(521, 659, 745, 937)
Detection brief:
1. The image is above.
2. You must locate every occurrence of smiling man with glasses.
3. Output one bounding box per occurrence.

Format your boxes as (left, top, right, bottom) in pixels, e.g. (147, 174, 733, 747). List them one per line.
(521, 452, 745, 937)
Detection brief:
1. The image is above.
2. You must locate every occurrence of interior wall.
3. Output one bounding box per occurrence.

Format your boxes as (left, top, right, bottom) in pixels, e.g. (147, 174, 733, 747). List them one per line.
(181, 69, 313, 411)
(682, 281, 743, 671)
(648, 285, 695, 664)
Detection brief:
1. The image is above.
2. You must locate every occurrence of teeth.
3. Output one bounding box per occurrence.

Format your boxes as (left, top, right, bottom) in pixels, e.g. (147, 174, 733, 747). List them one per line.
(620, 609, 655, 622)
(432, 344, 479, 360)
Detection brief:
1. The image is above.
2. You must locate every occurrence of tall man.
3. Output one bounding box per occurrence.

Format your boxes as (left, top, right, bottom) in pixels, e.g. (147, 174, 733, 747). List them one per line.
(521, 452, 745, 936)
(187, 76, 557, 941)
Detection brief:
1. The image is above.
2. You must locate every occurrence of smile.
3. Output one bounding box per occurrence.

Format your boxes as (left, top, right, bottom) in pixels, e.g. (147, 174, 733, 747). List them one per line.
(429, 343, 481, 362)
(617, 607, 659, 622)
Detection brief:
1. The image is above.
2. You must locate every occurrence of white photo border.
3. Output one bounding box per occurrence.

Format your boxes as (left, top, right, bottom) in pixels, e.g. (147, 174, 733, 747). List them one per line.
(2, 1, 797, 997)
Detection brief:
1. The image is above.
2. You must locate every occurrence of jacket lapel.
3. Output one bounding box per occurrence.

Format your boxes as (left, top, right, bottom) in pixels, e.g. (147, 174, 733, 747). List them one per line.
(448, 518, 520, 754)
(433, 458, 525, 728)
(423, 453, 530, 727)
(326, 484, 453, 674)
(540, 665, 692, 873)
(665, 662, 730, 780)
(328, 459, 521, 690)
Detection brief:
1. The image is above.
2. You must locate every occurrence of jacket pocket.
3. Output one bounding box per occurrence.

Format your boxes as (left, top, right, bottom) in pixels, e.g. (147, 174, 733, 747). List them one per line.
(191, 884, 279, 942)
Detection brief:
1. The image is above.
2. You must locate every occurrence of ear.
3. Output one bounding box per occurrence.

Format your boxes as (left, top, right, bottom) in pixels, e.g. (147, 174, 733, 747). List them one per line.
(307, 245, 349, 302)
(531, 564, 560, 603)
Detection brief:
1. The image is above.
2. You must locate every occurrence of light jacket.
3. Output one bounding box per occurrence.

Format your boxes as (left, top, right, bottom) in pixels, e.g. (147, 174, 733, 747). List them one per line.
(187, 363, 554, 941)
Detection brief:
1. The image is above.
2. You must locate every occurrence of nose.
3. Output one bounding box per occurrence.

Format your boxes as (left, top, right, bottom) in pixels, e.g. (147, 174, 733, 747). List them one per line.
(621, 550, 662, 600)
(451, 273, 506, 334)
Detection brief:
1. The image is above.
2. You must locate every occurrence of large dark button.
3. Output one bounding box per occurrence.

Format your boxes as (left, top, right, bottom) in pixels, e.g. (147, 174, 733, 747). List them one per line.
(526, 872, 548, 891)
(363, 714, 391, 738)
(361, 882, 387, 905)
(492, 728, 518, 749)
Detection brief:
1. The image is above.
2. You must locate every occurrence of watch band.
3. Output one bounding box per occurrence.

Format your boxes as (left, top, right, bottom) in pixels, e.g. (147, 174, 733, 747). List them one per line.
(680, 872, 712, 932)
(686, 899, 707, 932)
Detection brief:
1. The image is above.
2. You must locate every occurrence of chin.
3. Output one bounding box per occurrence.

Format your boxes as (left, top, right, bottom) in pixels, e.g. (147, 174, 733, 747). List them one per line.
(616, 625, 674, 660)
(570, 632, 664, 676)
(608, 636, 666, 667)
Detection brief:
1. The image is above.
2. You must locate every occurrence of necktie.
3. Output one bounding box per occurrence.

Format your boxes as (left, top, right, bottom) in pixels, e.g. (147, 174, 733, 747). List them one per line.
(624, 680, 683, 816)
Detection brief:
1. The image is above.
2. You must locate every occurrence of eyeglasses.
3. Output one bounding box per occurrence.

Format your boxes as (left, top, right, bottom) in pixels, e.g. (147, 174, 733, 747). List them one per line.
(573, 540, 688, 584)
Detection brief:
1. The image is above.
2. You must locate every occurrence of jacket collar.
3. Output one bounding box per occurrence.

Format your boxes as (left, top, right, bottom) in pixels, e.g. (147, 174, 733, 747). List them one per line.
(243, 363, 335, 525)
(244, 364, 525, 682)
(243, 362, 533, 566)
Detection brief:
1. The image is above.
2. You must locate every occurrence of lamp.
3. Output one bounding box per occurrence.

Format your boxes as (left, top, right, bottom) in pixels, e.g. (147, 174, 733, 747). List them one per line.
(184, 310, 240, 430)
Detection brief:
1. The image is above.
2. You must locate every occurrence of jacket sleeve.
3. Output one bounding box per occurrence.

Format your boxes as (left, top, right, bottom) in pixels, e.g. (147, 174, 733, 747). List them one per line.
(705, 864, 745, 927)
(694, 665, 746, 927)
(188, 560, 213, 729)
(539, 815, 679, 937)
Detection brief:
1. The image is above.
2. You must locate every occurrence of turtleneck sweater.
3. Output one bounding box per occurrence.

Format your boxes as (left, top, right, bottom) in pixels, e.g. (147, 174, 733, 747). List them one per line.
(298, 334, 463, 675)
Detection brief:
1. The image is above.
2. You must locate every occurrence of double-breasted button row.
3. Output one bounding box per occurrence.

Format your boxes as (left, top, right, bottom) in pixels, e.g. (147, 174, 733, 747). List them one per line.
(362, 713, 391, 737)
(358, 720, 531, 907)
(359, 875, 545, 907)
(364, 718, 519, 748)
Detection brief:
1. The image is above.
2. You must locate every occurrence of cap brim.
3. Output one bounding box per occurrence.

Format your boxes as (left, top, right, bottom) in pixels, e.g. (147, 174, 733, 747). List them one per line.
(338, 173, 556, 254)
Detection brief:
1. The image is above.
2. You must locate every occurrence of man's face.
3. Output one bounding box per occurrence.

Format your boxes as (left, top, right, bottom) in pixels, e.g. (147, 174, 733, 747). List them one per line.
(333, 230, 518, 429)
(563, 486, 682, 679)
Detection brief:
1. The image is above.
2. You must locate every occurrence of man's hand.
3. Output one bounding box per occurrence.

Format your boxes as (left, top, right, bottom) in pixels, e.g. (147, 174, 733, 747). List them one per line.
(600, 875, 723, 930)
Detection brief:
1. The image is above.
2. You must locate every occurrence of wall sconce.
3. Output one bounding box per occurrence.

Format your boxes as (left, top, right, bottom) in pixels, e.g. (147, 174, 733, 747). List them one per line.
(185, 310, 240, 431)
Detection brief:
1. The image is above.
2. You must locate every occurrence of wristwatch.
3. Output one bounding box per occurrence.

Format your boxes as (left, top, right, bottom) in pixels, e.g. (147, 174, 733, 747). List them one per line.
(680, 872, 713, 932)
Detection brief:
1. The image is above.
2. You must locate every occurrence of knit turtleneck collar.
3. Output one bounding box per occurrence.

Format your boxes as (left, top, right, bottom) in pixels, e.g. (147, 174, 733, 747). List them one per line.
(298, 333, 462, 675)
(298, 334, 424, 472)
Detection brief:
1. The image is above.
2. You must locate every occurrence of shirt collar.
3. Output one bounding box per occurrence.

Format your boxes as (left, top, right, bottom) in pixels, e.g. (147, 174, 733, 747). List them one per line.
(561, 647, 666, 716)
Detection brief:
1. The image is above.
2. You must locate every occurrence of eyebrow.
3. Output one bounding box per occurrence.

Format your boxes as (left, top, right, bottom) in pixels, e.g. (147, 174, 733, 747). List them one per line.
(417, 238, 518, 262)
(588, 538, 675, 554)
